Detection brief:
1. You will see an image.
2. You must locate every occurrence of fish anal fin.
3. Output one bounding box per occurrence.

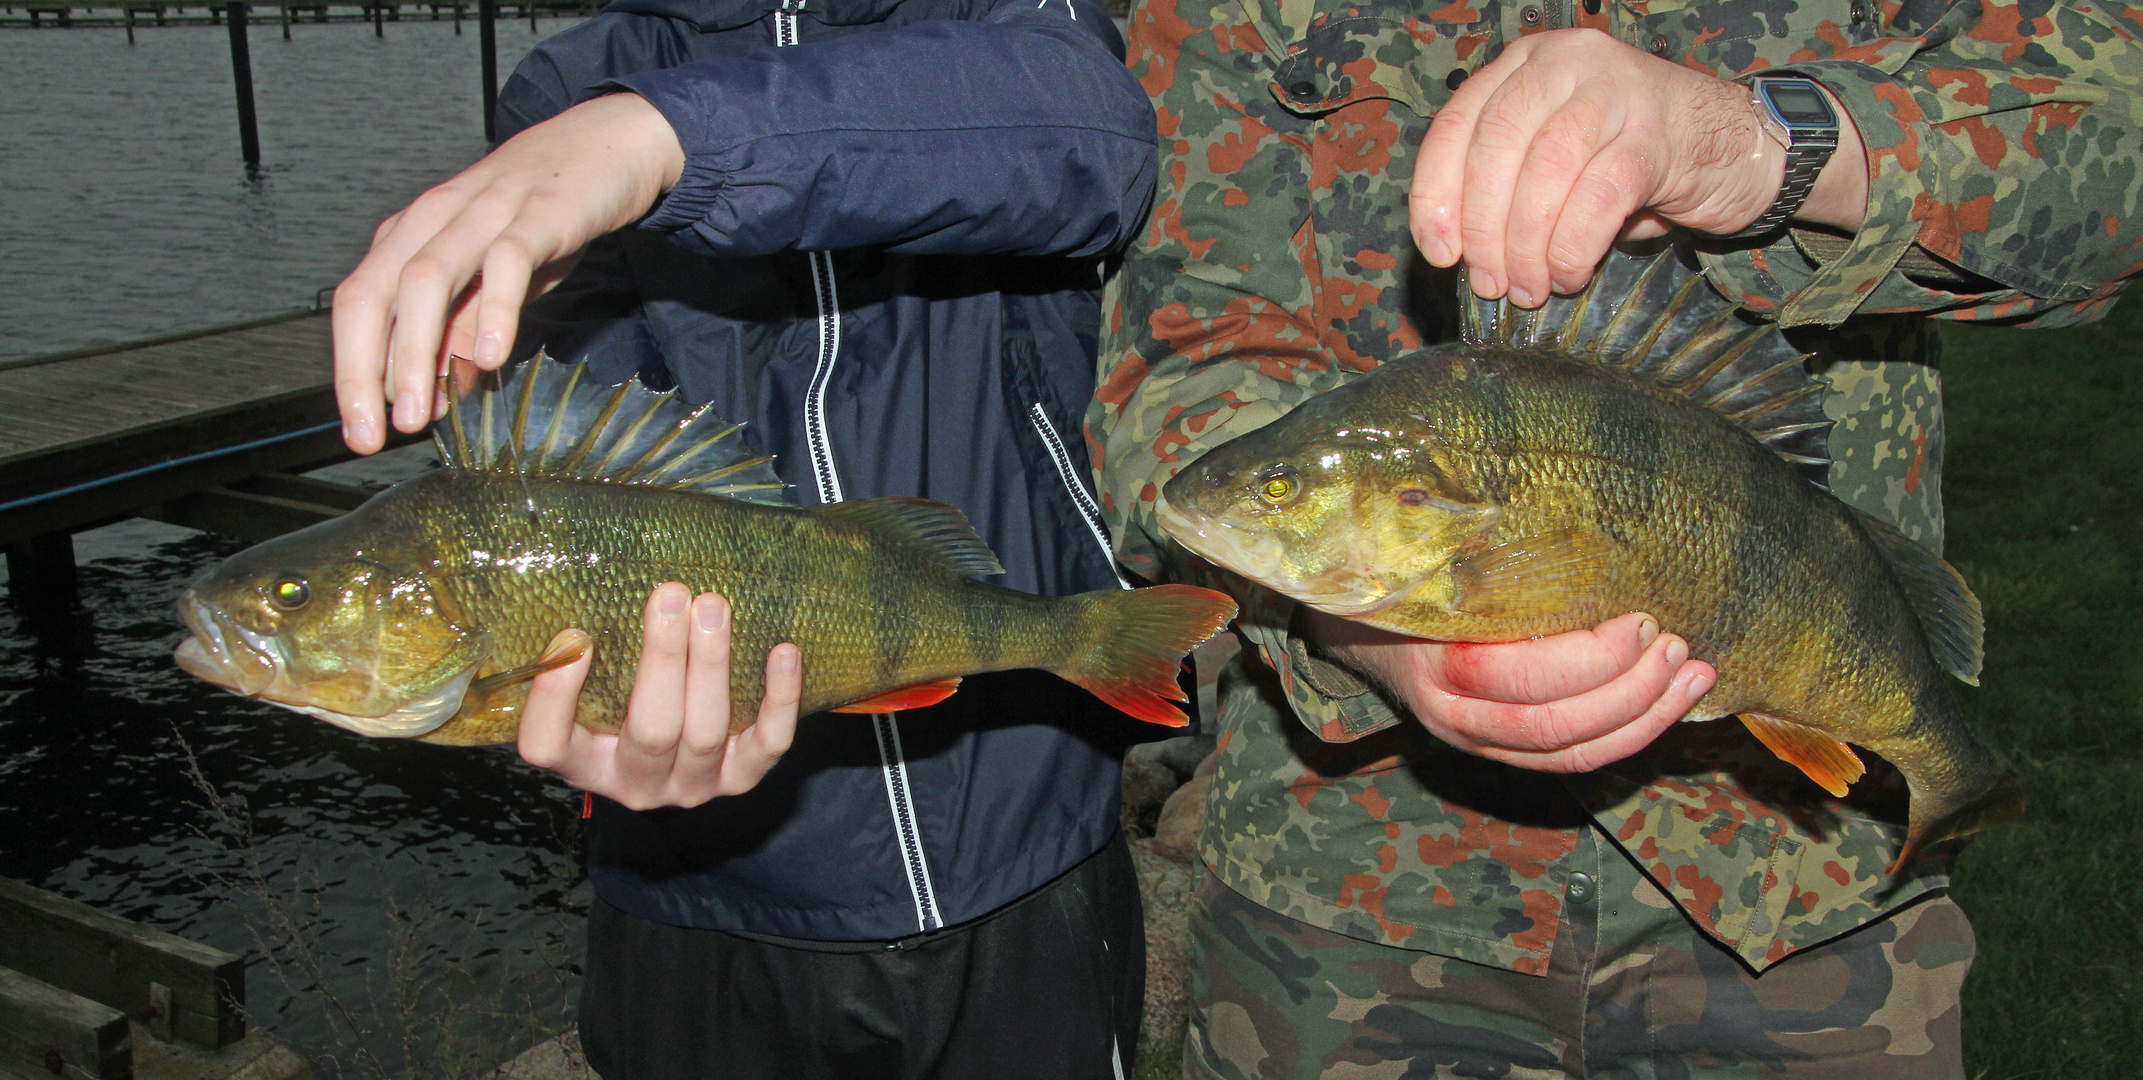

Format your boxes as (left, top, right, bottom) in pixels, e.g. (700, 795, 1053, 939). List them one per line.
(1847, 507, 1984, 685)
(466, 629, 591, 698)
(822, 498, 1007, 578)
(1450, 527, 1613, 619)
(1740, 712, 1865, 798)
(831, 677, 964, 714)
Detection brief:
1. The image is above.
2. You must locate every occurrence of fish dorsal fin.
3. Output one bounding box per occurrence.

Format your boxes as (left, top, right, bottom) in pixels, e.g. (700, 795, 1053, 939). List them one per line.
(820, 497, 1007, 578)
(432, 349, 792, 505)
(1848, 508, 1985, 685)
(1459, 243, 1833, 489)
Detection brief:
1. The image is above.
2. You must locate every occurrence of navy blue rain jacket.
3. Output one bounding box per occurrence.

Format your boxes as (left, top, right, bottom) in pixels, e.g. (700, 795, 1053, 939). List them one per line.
(499, 0, 1162, 939)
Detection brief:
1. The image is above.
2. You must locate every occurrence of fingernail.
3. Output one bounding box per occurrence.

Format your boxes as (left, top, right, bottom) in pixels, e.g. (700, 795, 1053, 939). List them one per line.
(1688, 670, 1715, 698)
(1509, 285, 1539, 309)
(1665, 637, 1689, 666)
(1424, 236, 1454, 267)
(393, 391, 418, 427)
(658, 585, 687, 619)
(1635, 614, 1659, 649)
(696, 594, 724, 630)
(475, 332, 503, 367)
(346, 410, 376, 449)
(776, 646, 799, 673)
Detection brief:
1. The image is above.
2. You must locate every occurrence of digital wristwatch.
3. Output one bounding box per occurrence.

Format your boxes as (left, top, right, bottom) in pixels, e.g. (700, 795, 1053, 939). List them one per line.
(1733, 76, 1841, 238)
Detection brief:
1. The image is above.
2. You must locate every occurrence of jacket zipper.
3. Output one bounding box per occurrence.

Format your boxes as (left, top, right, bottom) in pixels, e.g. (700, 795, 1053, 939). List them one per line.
(773, 4, 939, 934)
(1029, 402, 1130, 589)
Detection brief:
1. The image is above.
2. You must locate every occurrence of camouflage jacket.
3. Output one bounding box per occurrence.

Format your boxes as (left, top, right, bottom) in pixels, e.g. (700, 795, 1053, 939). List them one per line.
(1089, 0, 2142, 973)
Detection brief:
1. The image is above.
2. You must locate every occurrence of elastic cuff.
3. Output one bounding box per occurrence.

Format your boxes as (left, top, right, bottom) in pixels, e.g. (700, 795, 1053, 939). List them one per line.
(599, 74, 733, 236)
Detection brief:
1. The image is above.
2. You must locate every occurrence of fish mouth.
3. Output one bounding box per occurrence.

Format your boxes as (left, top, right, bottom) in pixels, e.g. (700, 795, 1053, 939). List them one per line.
(1155, 497, 1407, 617)
(174, 592, 473, 740)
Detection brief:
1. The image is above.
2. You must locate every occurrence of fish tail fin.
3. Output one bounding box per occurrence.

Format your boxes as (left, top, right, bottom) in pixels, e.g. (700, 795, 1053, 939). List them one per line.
(1884, 729, 2028, 875)
(1057, 585, 1237, 726)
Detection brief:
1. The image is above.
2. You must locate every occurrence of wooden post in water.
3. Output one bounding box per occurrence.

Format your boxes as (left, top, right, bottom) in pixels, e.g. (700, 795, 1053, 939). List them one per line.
(279, 0, 289, 39)
(479, 0, 498, 142)
(372, 0, 383, 35)
(452, 0, 461, 34)
(226, 1, 262, 172)
(123, 4, 135, 42)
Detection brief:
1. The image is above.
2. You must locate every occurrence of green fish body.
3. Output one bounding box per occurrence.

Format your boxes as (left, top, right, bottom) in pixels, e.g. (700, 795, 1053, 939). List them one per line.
(1157, 248, 2020, 873)
(176, 354, 1235, 747)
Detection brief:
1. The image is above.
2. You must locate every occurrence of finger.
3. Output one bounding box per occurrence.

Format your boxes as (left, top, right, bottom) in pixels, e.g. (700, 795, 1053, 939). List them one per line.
(1409, 43, 1526, 270)
(471, 234, 537, 369)
(720, 642, 802, 794)
(1473, 658, 1716, 774)
(1455, 64, 1570, 303)
(1441, 629, 1691, 753)
(1500, 86, 1627, 306)
(1435, 611, 1660, 704)
(677, 593, 735, 762)
(614, 583, 692, 787)
(517, 629, 594, 776)
(331, 266, 397, 454)
(1538, 134, 1661, 296)
(381, 243, 473, 434)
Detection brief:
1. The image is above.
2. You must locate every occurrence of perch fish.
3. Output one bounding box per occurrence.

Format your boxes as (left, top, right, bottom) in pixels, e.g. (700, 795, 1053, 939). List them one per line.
(176, 352, 1236, 745)
(1156, 247, 2021, 873)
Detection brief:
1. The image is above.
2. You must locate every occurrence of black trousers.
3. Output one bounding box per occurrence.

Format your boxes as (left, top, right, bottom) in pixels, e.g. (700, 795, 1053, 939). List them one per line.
(580, 832, 1146, 1080)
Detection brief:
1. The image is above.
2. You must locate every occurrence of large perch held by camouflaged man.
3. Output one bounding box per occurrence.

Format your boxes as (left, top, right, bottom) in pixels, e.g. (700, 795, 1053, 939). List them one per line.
(175, 353, 1237, 747)
(1156, 247, 2022, 875)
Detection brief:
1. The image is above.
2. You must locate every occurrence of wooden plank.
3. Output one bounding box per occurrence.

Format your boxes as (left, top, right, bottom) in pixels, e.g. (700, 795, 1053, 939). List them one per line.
(142, 481, 363, 543)
(0, 880, 243, 1051)
(0, 966, 131, 1080)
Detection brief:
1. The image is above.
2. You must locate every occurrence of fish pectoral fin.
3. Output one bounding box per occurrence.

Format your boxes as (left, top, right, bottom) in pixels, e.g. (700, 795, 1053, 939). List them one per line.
(1740, 712, 1866, 798)
(466, 629, 593, 698)
(1449, 527, 1613, 619)
(830, 677, 964, 714)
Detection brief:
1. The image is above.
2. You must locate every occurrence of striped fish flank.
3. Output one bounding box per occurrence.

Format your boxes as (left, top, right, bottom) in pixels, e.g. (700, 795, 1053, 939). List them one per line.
(1155, 245, 2021, 875)
(174, 352, 1235, 749)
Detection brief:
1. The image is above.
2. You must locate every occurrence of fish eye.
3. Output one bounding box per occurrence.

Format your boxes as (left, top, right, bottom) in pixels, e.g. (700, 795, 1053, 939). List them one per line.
(270, 578, 311, 610)
(1258, 467, 1299, 504)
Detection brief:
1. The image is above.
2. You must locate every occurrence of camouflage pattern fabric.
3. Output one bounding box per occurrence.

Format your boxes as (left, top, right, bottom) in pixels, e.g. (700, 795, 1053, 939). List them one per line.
(1181, 839, 1974, 1078)
(1086, 0, 2141, 989)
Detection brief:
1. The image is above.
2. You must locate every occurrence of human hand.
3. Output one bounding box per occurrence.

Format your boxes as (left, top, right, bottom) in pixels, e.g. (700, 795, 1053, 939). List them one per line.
(331, 92, 686, 453)
(1301, 609, 1715, 773)
(1408, 28, 1867, 308)
(518, 583, 803, 810)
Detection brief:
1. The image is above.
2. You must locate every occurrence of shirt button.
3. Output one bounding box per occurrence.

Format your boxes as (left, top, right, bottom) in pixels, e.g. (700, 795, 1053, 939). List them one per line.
(1286, 80, 1320, 102)
(1648, 33, 1671, 55)
(1849, 1, 1867, 21)
(1566, 872, 1596, 905)
(1582, 0, 1600, 12)
(1520, 4, 1542, 24)
(1445, 67, 1468, 90)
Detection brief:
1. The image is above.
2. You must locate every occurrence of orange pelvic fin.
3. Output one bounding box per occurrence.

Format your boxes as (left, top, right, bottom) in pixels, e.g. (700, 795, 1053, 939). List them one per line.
(1740, 712, 1865, 798)
(468, 629, 592, 697)
(831, 677, 964, 714)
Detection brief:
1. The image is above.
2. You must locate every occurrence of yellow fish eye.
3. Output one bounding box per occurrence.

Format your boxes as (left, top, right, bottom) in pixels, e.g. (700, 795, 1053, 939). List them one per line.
(271, 578, 311, 610)
(1259, 468, 1298, 504)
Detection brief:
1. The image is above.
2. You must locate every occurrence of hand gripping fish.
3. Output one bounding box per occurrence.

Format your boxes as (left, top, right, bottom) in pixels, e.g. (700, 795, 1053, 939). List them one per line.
(176, 352, 1235, 745)
(1156, 246, 2022, 875)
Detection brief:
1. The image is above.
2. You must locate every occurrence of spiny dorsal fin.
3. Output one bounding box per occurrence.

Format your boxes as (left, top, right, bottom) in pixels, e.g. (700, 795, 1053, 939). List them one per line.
(432, 349, 791, 505)
(1848, 507, 1985, 685)
(1459, 243, 1833, 489)
(820, 497, 1007, 578)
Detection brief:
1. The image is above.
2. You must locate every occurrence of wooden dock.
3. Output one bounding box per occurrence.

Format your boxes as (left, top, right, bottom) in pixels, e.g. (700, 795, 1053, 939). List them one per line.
(0, 310, 415, 618)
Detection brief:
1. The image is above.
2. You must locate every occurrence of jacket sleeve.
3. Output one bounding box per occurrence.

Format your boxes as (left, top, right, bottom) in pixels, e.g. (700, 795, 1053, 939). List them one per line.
(605, 0, 1158, 259)
(1699, 0, 2143, 329)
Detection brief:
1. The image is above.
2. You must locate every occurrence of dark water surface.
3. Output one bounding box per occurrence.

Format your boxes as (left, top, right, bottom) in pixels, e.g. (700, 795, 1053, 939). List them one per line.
(1, 17, 595, 1076)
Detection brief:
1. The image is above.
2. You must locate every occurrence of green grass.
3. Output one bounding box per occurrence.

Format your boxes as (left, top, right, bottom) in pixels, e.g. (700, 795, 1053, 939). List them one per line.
(1939, 299, 2143, 1079)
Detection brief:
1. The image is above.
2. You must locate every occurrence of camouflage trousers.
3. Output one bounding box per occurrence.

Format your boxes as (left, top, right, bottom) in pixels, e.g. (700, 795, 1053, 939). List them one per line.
(1183, 824, 1973, 1079)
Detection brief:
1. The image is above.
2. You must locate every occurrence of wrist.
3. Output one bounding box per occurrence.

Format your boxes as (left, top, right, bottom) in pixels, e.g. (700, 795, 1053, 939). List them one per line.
(1723, 77, 1868, 237)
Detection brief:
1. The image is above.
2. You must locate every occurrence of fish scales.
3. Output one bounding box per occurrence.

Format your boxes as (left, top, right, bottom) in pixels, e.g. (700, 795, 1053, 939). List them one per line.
(1157, 247, 2021, 874)
(175, 353, 1235, 750)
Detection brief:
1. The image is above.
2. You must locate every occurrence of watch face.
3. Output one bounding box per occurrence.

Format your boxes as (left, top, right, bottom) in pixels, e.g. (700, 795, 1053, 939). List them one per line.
(1763, 81, 1835, 127)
